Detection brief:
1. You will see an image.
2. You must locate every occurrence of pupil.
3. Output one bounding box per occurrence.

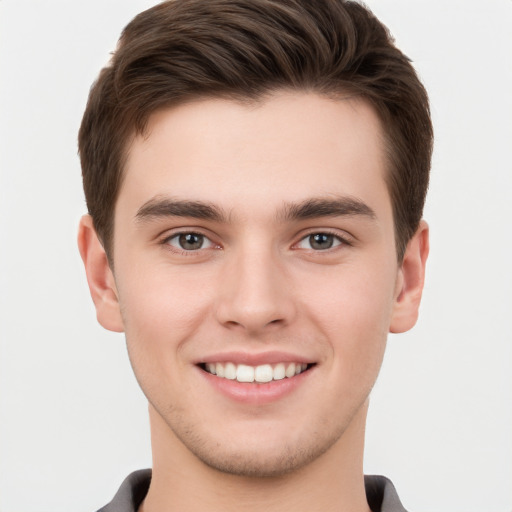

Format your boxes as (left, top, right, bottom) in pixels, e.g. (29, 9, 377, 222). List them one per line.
(310, 233, 333, 250)
(179, 233, 203, 250)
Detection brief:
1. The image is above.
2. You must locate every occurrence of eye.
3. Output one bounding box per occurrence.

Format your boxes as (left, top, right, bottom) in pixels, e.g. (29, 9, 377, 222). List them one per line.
(166, 232, 215, 251)
(296, 232, 344, 251)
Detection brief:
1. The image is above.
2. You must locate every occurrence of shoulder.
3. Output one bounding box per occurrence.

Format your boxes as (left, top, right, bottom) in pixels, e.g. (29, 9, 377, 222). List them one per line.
(95, 470, 407, 512)
(96, 469, 151, 512)
(365, 475, 408, 512)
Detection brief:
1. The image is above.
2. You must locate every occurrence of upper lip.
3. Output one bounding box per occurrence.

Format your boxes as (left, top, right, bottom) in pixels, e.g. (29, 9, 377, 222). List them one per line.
(196, 351, 315, 366)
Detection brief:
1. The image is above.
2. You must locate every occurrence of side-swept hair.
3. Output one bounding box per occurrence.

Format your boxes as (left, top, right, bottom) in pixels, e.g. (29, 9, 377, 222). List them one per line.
(79, 0, 433, 261)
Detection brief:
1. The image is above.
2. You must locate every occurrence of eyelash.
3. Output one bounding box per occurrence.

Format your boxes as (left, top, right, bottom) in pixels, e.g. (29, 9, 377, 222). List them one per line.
(293, 230, 353, 251)
(160, 229, 352, 254)
(161, 231, 219, 255)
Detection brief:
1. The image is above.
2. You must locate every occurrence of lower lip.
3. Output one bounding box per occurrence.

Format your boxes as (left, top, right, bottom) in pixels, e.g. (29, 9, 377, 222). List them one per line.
(198, 366, 313, 405)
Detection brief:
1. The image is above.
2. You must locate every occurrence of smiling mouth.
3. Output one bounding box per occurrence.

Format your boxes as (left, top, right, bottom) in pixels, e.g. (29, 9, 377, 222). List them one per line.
(200, 362, 314, 383)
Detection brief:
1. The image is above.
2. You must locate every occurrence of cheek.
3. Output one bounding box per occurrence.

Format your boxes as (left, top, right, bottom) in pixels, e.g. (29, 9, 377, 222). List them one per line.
(117, 270, 213, 409)
(299, 260, 396, 372)
(116, 265, 215, 359)
(304, 258, 396, 328)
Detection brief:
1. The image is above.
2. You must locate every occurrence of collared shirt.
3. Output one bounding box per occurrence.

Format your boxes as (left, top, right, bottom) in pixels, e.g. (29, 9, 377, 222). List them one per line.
(97, 469, 408, 512)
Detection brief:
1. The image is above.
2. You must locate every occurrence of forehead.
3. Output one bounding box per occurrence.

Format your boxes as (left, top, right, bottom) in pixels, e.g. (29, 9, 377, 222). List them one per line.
(118, 92, 391, 223)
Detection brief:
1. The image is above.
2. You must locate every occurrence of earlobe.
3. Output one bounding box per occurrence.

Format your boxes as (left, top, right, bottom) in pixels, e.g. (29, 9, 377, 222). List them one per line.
(77, 215, 124, 333)
(390, 220, 429, 334)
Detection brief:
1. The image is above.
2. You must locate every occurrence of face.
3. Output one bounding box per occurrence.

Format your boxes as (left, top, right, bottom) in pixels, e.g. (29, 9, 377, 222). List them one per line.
(85, 92, 424, 477)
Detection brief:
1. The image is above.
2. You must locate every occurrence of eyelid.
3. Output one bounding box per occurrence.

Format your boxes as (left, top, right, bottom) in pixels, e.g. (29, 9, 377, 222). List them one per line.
(167, 233, 215, 249)
(159, 228, 222, 253)
(292, 229, 354, 250)
(156, 226, 353, 253)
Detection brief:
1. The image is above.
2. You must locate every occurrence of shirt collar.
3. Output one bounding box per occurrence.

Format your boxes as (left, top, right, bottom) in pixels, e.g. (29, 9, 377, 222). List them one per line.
(97, 470, 408, 512)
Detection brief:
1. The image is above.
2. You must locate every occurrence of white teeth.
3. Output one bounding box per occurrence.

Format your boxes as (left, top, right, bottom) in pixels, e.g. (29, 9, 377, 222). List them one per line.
(204, 361, 310, 382)
(215, 362, 225, 378)
(285, 363, 296, 378)
(273, 363, 286, 380)
(236, 364, 254, 383)
(255, 364, 273, 383)
(224, 362, 237, 380)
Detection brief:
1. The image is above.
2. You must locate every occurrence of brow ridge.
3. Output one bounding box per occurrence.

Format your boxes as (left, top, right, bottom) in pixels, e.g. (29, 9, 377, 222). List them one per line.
(135, 195, 376, 225)
(278, 196, 376, 221)
(135, 197, 227, 223)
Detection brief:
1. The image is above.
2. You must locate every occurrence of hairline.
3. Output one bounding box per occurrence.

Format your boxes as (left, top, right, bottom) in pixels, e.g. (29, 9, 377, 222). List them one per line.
(100, 86, 405, 266)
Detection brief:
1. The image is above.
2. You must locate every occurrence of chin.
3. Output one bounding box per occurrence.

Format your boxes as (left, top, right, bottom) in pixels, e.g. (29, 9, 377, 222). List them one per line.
(164, 411, 349, 479)
(189, 439, 336, 478)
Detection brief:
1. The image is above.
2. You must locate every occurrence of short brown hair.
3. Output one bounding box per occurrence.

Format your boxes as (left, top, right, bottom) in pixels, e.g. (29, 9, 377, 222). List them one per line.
(79, 0, 433, 261)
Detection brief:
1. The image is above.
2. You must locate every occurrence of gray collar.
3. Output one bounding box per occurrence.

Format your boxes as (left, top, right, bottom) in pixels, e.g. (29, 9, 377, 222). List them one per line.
(97, 469, 408, 512)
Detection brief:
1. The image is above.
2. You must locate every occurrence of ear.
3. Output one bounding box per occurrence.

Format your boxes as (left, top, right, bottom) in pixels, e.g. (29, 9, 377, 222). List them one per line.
(77, 215, 124, 333)
(390, 220, 429, 333)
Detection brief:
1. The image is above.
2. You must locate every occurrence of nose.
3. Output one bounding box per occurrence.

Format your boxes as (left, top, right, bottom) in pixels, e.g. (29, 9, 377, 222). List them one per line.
(215, 245, 296, 334)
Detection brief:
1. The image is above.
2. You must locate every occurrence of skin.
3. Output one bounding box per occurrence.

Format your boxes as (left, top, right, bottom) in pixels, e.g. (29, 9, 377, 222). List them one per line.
(79, 92, 429, 512)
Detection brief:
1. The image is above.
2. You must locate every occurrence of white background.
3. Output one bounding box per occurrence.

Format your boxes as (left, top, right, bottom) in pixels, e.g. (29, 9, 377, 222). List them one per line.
(0, 1, 511, 511)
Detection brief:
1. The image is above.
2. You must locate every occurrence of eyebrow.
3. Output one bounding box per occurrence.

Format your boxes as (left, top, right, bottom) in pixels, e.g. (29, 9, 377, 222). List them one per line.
(135, 197, 228, 223)
(278, 196, 377, 222)
(135, 195, 376, 224)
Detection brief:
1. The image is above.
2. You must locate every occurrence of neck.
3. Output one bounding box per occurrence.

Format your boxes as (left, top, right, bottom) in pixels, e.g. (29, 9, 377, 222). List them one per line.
(140, 401, 371, 512)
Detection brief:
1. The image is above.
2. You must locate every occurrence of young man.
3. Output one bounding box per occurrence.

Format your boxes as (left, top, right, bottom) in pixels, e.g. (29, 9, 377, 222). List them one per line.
(78, 1, 432, 511)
